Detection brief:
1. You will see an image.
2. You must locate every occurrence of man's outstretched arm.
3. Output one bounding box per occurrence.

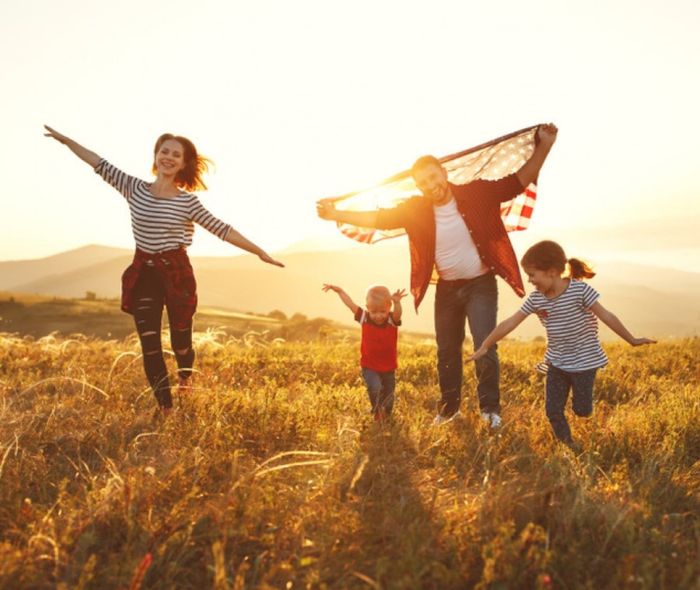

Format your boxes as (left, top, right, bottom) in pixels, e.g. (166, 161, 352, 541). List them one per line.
(515, 123, 558, 187)
(316, 200, 380, 227)
(316, 199, 406, 230)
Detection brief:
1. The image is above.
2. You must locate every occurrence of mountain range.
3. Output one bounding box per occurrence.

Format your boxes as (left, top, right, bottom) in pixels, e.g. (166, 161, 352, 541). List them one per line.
(2, 243, 699, 340)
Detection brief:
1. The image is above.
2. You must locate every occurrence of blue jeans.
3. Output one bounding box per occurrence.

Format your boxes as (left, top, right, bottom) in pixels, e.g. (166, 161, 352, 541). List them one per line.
(545, 365, 597, 442)
(361, 367, 396, 414)
(434, 272, 499, 415)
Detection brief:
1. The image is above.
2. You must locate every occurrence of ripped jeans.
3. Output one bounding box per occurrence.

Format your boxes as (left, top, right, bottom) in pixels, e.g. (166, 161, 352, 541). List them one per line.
(133, 265, 195, 408)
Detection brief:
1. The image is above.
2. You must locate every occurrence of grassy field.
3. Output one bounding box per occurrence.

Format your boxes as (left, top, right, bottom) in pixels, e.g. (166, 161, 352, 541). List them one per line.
(0, 292, 369, 345)
(0, 331, 698, 589)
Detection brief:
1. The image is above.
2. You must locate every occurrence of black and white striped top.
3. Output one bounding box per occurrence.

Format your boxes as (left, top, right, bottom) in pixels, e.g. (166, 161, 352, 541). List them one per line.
(94, 159, 232, 254)
(520, 279, 608, 372)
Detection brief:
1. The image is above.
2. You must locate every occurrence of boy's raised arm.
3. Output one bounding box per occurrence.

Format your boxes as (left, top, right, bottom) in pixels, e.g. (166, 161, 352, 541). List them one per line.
(322, 284, 360, 315)
(391, 288, 407, 323)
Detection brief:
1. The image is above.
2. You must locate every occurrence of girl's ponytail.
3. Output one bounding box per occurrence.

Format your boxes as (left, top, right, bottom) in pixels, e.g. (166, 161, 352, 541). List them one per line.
(521, 241, 597, 280)
(567, 258, 596, 280)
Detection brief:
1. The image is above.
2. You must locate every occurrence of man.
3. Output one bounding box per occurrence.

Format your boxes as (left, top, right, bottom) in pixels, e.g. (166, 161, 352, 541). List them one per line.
(317, 124, 558, 426)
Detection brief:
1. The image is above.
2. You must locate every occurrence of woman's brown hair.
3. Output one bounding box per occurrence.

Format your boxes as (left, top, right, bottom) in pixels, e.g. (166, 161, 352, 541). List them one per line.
(152, 133, 212, 192)
(521, 240, 596, 280)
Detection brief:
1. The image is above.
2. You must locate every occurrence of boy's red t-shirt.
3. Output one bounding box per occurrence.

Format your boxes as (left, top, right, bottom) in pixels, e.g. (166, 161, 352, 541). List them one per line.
(354, 308, 400, 372)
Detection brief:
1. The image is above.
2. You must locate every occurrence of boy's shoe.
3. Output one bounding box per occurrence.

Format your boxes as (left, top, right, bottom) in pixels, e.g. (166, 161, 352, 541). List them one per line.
(433, 409, 461, 426)
(480, 412, 502, 428)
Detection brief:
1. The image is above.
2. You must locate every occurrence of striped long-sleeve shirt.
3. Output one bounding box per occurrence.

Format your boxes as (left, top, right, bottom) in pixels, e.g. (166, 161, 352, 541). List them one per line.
(520, 279, 608, 372)
(94, 159, 232, 254)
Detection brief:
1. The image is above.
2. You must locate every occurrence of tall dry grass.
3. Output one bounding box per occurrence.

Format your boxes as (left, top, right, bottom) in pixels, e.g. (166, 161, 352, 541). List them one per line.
(0, 332, 698, 589)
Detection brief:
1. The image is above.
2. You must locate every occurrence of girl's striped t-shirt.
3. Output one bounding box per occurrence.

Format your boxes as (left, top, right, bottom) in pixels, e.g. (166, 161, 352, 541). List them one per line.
(94, 159, 231, 254)
(520, 279, 608, 372)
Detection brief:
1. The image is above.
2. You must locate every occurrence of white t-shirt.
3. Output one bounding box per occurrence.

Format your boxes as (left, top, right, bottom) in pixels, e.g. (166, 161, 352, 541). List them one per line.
(434, 198, 489, 280)
(520, 279, 608, 372)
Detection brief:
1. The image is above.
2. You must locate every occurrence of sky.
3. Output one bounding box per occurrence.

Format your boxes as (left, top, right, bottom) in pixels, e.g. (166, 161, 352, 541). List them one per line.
(2, 0, 699, 271)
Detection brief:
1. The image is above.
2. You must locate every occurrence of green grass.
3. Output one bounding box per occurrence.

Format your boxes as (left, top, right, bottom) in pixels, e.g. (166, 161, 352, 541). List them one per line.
(0, 333, 698, 589)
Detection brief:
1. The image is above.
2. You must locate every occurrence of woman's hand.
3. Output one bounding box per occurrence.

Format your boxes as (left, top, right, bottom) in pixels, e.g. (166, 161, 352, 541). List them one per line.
(43, 124, 101, 167)
(258, 252, 285, 267)
(44, 124, 69, 144)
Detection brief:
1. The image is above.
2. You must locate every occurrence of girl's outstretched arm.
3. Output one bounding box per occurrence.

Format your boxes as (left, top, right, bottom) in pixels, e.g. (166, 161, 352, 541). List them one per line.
(589, 302, 656, 346)
(322, 284, 360, 315)
(44, 125, 101, 168)
(224, 228, 284, 267)
(468, 310, 528, 361)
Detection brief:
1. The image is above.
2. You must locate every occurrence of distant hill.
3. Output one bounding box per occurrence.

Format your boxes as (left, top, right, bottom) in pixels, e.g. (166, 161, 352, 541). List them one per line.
(3, 243, 700, 339)
(0, 244, 130, 290)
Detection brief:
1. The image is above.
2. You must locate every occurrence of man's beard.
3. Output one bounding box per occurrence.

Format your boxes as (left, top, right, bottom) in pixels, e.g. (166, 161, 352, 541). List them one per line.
(426, 184, 449, 202)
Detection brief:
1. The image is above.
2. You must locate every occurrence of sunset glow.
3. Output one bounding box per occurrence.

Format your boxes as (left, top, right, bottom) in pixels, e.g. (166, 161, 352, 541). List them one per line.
(1, 0, 698, 271)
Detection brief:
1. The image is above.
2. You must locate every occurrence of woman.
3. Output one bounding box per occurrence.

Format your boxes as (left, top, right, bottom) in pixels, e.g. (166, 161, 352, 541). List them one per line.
(44, 125, 284, 417)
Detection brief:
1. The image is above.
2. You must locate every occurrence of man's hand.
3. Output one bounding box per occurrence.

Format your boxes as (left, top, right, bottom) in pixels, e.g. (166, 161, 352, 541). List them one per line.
(316, 200, 339, 221)
(537, 123, 558, 148)
(322, 283, 343, 294)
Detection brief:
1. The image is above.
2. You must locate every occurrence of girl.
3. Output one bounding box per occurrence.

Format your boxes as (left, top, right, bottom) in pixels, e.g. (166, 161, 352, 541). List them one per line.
(323, 284, 406, 421)
(469, 240, 655, 448)
(44, 125, 284, 417)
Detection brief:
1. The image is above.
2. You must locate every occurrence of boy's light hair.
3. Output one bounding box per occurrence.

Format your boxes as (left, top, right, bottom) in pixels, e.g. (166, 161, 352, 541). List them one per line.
(366, 285, 392, 307)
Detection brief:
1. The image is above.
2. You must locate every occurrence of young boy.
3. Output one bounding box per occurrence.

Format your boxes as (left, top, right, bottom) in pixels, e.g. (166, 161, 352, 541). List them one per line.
(323, 284, 406, 421)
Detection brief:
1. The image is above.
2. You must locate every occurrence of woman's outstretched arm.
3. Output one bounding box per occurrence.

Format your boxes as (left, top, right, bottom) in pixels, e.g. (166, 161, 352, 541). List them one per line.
(44, 125, 101, 168)
(224, 228, 284, 267)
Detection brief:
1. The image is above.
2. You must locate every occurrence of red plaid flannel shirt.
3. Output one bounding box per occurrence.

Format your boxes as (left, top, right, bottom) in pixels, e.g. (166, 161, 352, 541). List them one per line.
(121, 247, 198, 329)
(375, 175, 526, 310)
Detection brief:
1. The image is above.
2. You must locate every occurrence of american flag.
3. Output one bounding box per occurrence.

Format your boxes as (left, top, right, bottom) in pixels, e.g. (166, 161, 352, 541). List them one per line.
(321, 125, 541, 244)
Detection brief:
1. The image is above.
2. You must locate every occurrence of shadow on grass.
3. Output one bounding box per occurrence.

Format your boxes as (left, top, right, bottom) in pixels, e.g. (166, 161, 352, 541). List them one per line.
(323, 418, 464, 589)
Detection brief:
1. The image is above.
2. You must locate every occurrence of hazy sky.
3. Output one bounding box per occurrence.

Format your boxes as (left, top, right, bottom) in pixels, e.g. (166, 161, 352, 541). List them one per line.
(2, 0, 699, 270)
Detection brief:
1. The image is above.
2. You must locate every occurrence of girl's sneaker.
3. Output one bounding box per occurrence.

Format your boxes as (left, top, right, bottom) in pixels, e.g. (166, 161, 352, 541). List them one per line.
(480, 412, 502, 428)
